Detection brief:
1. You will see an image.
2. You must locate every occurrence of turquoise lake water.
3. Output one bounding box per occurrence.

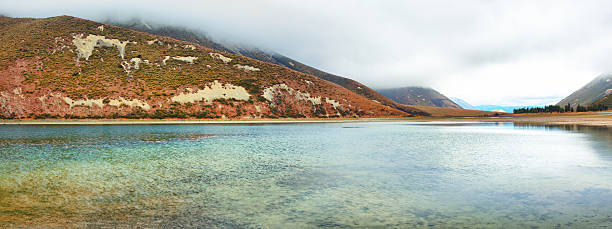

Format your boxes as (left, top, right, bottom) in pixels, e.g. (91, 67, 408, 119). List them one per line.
(0, 122, 611, 228)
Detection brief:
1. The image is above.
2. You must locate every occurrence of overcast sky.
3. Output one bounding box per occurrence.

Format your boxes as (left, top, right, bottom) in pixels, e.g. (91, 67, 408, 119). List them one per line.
(4, 0, 612, 106)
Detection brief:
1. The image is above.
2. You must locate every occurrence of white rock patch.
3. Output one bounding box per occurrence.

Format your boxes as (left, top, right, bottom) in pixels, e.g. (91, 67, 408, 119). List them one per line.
(72, 34, 131, 60)
(234, 64, 260, 71)
(130, 58, 142, 69)
(162, 56, 170, 65)
(97, 25, 104, 31)
(172, 56, 198, 64)
(325, 97, 342, 109)
(108, 97, 151, 110)
(63, 97, 104, 108)
(171, 81, 251, 104)
(262, 84, 321, 105)
(147, 39, 159, 45)
(120, 61, 134, 76)
(183, 44, 196, 50)
(209, 53, 232, 64)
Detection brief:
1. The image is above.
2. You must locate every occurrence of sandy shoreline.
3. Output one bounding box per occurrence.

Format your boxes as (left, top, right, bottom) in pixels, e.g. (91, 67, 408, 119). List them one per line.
(1, 112, 610, 128)
(420, 112, 612, 128)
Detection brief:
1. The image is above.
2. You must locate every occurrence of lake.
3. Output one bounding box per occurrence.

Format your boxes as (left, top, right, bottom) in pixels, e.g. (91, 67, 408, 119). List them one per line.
(0, 122, 611, 228)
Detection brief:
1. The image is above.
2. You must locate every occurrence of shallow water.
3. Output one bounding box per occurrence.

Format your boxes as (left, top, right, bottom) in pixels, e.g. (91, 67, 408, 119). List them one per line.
(0, 122, 611, 228)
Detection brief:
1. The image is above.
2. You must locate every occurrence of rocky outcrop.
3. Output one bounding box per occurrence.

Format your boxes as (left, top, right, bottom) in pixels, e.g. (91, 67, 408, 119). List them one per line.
(72, 34, 132, 60)
(171, 81, 250, 104)
(234, 64, 260, 71)
(209, 53, 232, 64)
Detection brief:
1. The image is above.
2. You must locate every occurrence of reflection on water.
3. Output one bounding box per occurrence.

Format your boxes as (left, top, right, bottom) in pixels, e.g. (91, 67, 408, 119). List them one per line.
(514, 123, 612, 157)
(0, 122, 611, 228)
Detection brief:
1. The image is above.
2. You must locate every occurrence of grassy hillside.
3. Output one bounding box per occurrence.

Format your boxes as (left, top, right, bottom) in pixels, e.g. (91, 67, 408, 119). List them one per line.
(556, 74, 612, 107)
(109, 21, 426, 116)
(377, 87, 462, 108)
(0, 16, 407, 119)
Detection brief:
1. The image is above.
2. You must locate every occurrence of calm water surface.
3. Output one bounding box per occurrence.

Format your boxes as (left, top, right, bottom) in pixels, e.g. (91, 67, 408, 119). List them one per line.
(0, 122, 611, 228)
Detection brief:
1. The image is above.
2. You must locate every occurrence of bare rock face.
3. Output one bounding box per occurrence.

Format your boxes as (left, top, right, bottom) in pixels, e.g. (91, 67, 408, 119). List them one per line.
(0, 16, 407, 119)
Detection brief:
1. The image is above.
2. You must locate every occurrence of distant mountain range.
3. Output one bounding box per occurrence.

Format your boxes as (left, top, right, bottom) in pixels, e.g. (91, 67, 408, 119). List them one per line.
(376, 87, 462, 108)
(451, 74, 612, 113)
(470, 105, 535, 113)
(449, 98, 540, 113)
(556, 74, 612, 107)
(450, 97, 476, 110)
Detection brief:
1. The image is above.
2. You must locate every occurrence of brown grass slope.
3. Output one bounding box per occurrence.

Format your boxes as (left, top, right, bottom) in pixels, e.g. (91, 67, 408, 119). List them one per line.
(402, 105, 498, 117)
(110, 21, 427, 116)
(0, 16, 407, 119)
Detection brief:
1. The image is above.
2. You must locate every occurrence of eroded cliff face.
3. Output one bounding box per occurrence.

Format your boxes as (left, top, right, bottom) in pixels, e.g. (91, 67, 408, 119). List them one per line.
(0, 16, 406, 119)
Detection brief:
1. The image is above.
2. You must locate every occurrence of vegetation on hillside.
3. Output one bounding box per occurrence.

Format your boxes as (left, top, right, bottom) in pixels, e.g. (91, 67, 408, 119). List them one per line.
(513, 104, 609, 114)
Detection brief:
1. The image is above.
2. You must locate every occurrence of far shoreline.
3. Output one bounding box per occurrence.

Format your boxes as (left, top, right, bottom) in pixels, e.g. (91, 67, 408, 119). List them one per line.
(0, 112, 610, 128)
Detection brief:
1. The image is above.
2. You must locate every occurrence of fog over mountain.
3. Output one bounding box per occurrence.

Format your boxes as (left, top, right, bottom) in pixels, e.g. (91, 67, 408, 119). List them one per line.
(4, 0, 612, 106)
